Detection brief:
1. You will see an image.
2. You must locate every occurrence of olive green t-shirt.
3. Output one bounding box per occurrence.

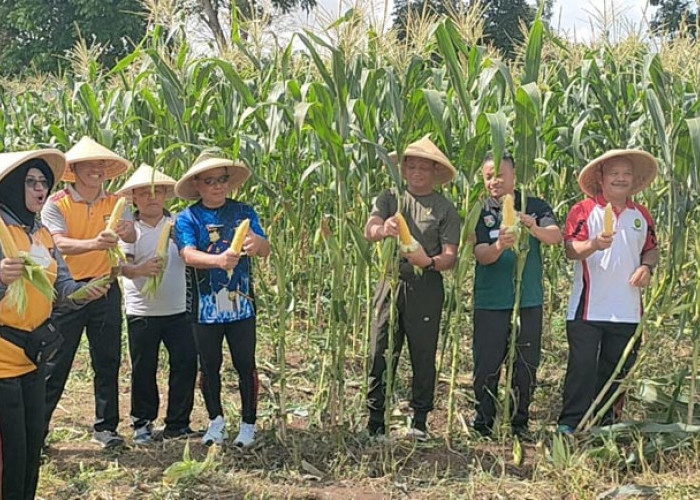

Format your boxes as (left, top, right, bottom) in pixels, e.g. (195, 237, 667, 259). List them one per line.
(474, 192, 558, 310)
(371, 189, 461, 257)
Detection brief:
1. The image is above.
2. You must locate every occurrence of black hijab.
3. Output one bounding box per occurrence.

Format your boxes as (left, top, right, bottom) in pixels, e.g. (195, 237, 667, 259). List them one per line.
(0, 158, 55, 227)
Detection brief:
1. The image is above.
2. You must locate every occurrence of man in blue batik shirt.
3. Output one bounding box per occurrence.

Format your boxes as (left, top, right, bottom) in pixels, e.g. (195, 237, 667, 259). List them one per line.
(174, 153, 270, 448)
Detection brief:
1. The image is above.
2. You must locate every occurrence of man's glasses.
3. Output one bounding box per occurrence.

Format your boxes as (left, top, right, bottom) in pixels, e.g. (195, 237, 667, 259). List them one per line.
(25, 178, 50, 190)
(197, 174, 230, 186)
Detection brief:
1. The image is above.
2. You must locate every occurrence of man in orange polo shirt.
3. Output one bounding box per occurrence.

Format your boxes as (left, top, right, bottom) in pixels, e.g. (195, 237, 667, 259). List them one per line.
(41, 137, 136, 448)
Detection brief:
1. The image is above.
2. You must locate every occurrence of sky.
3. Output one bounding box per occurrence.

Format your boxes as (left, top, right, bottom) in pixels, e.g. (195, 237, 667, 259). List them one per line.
(287, 0, 655, 42)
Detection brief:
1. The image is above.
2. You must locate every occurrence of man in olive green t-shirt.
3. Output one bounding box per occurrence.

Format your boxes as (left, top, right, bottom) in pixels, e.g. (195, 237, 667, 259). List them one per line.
(364, 136, 460, 441)
(472, 152, 562, 437)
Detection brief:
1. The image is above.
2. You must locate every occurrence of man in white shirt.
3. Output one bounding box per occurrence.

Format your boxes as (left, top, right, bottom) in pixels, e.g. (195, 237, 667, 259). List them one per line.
(118, 165, 197, 444)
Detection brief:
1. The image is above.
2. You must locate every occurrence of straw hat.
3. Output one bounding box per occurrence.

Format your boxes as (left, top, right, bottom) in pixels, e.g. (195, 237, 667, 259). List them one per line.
(116, 164, 176, 201)
(578, 149, 658, 198)
(174, 153, 251, 200)
(0, 149, 66, 185)
(63, 136, 131, 182)
(388, 135, 457, 185)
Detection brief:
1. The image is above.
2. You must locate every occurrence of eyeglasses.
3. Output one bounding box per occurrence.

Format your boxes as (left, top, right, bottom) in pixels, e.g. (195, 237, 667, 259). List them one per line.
(25, 178, 50, 190)
(197, 174, 230, 186)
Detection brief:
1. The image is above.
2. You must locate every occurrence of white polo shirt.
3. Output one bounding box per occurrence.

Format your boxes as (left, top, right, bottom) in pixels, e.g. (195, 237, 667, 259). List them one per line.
(120, 214, 186, 316)
(566, 195, 656, 323)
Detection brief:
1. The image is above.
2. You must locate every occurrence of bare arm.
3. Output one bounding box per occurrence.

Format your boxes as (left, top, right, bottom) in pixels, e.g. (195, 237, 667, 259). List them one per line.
(531, 225, 563, 245)
(181, 246, 239, 270)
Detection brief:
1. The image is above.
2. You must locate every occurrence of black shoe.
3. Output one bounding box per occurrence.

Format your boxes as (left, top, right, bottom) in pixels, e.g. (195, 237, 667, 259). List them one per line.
(513, 425, 534, 442)
(473, 423, 493, 438)
(92, 430, 125, 449)
(163, 426, 201, 441)
(367, 421, 385, 437)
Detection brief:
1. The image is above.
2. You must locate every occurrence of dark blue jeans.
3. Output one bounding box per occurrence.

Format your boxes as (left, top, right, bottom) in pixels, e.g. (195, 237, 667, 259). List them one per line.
(44, 285, 123, 434)
(127, 312, 197, 430)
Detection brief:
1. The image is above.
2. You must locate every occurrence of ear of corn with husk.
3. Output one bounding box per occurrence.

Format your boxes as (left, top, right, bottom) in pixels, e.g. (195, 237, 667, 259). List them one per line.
(0, 217, 56, 315)
(67, 275, 111, 301)
(501, 194, 517, 230)
(227, 218, 250, 279)
(141, 220, 172, 298)
(603, 202, 614, 236)
(396, 213, 419, 253)
(105, 198, 127, 266)
(163, 441, 218, 485)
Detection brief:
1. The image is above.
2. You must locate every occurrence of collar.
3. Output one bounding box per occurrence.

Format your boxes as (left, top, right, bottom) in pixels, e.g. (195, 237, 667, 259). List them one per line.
(594, 194, 635, 209)
(67, 184, 109, 203)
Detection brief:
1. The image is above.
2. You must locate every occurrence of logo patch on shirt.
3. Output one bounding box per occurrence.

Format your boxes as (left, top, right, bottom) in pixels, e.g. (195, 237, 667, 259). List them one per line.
(483, 214, 496, 228)
(634, 218, 642, 229)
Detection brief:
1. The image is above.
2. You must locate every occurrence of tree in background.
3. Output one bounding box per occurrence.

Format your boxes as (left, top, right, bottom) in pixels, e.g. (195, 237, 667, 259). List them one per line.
(391, 0, 552, 59)
(650, 0, 698, 39)
(0, 0, 148, 76)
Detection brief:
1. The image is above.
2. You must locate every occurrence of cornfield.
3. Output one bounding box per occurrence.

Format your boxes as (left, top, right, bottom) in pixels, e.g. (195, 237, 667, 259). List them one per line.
(3, 2, 700, 497)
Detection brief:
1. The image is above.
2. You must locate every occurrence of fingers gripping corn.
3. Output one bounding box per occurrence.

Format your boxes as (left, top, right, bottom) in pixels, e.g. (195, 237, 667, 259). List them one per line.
(396, 213, 419, 253)
(141, 221, 172, 298)
(105, 198, 127, 266)
(226, 219, 250, 279)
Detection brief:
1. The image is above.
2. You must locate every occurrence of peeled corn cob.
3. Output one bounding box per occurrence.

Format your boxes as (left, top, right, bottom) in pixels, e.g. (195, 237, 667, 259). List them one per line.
(0, 218, 55, 315)
(141, 221, 172, 298)
(105, 198, 127, 266)
(67, 275, 111, 301)
(396, 213, 419, 253)
(231, 219, 250, 254)
(603, 202, 614, 236)
(502, 194, 516, 227)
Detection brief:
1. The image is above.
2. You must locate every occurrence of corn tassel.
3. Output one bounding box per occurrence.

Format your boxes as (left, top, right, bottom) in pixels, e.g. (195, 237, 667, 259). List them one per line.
(141, 221, 172, 298)
(105, 197, 127, 266)
(67, 275, 111, 301)
(603, 202, 614, 236)
(227, 219, 250, 279)
(396, 213, 419, 253)
(1, 218, 55, 315)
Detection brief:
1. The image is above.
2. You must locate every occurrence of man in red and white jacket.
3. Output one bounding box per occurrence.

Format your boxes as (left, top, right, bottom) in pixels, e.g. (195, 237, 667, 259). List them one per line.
(558, 149, 659, 432)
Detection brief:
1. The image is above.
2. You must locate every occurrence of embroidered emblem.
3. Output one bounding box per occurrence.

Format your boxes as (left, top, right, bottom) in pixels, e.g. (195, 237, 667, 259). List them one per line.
(484, 214, 496, 228)
(634, 218, 642, 229)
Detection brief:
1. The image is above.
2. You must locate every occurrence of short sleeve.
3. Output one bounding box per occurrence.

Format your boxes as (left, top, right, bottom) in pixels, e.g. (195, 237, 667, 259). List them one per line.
(369, 190, 396, 220)
(41, 200, 68, 235)
(565, 202, 590, 242)
(439, 203, 461, 246)
(636, 204, 657, 252)
(247, 207, 267, 239)
(475, 207, 492, 245)
(532, 198, 557, 228)
(174, 210, 199, 251)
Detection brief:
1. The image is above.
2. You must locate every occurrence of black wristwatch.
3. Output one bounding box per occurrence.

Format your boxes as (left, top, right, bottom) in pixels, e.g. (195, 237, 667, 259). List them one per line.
(424, 257, 436, 271)
(641, 263, 655, 276)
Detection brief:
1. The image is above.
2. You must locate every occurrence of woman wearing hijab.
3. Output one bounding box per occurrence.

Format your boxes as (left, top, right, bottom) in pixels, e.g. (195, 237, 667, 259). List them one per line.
(0, 149, 105, 500)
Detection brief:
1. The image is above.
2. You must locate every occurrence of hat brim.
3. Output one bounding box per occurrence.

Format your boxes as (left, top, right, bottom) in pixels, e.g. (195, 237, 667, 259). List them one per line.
(388, 151, 457, 185)
(174, 158, 251, 200)
(0, 149, 66, 187)
(116, 182, 176, 202)
(578, 149, 658, 198)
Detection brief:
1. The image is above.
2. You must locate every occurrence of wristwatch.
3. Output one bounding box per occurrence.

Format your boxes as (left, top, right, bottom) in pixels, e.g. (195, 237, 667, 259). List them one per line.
(641, 263, 655, 276)
(424, 257, 436, 271)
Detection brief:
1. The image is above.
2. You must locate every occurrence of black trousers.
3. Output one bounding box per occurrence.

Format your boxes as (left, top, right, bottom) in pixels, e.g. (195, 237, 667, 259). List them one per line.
(44, 285, 123, 434)
(193, 317, 258, 424)
(127, 312, 197, 430)
(367, 271, 444, 424)
(472, 307, 543, 430)
(559, 319, 639, 428)
(0, 368, 45, 500)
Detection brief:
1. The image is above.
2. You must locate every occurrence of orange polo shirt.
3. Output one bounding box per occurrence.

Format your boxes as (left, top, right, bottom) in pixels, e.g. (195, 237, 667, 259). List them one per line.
(42, 186, 121, 280)
(0, 224, 58, 377)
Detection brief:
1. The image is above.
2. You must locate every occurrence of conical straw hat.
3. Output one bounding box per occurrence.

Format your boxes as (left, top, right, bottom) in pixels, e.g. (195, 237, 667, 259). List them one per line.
(175, 153, 251, 200)
(388, 135, 457, 185)
(63, 136, 131, 182)
(116, 164, 176, 201)
(578, 149, 658, 198)
(0, 149, 66, 186)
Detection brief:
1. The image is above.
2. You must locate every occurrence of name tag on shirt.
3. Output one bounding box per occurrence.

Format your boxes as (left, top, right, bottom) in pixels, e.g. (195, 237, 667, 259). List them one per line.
(489, 229, 500, 240)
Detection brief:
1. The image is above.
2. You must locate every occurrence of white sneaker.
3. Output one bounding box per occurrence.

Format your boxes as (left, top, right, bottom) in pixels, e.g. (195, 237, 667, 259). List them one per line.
(233, 422, 257, 448)
(406, 427, 429, 442)
(202, 416, 227, 446)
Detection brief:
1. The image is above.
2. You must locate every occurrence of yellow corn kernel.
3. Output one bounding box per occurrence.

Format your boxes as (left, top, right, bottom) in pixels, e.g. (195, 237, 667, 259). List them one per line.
(396, 213, 413, 246)
(603, 203, 614, 236)
(0, 217, 19, 258)
(231, 219, 250, 254)
(502, 194, 516, 228)
(106, 197, 126, 234)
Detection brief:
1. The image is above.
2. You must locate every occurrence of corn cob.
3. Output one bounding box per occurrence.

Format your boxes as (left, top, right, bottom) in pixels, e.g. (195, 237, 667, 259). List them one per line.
(231, 219, 250, 254)
(105, 197, 127, 266)
(0, 218, 55, 314)
(603, 202, 614, 236)
(226, 219, 250, 279)
(502, 194, 516, 227)
(396, 213, 419, 253)
(67, 275, 111, 301)
(141, 221, 172, 298)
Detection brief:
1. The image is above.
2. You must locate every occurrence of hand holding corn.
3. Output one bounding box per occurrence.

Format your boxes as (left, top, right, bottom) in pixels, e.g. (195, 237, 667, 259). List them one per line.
(381, 216, 400, 238)
(139, 257, 163, 277)
(81, 277, 111, 301)
(93, 230, 120, 251)
(0, 257, 25, 286)
(495, 227, 517, 251)
(218, 250, 240, 271)
(594, 232, 614, 251)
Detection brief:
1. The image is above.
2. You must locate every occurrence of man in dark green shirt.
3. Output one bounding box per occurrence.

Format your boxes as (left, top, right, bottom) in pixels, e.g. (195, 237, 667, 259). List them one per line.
(473, 152, 562, 437)
(364, 136, 461, 440)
